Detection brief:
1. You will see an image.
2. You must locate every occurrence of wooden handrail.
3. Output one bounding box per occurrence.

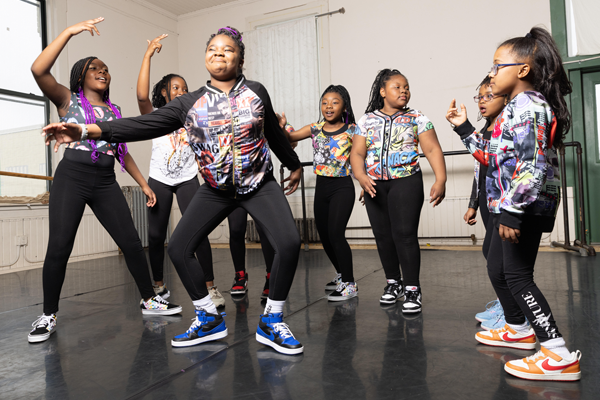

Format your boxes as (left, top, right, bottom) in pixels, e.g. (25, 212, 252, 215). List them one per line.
(0, 171, 53, 181)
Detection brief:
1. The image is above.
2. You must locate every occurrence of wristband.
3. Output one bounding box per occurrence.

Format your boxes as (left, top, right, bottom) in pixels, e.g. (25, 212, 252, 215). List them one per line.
(79, 124, 89, 141)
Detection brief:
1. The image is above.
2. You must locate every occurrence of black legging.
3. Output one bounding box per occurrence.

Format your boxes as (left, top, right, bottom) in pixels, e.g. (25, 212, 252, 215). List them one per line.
(148, 177, 213, 282)
(479, 188, 493, 260)
(364, 172, 424, 286)
(167, 174, 300, 301)
(227, 207, 274, 273)
(486, 215, 561, 342)
(314, 175, 355, 282)
(43, 149, 155, 314)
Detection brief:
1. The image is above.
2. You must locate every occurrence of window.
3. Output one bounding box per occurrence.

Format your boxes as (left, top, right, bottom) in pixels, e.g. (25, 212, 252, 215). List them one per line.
(0, 0, 49, 198)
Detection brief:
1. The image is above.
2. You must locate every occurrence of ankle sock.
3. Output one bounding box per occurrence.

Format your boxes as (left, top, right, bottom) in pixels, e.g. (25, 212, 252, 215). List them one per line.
(387, 279, 398, 285)
(193, 294, 218, 315)
(264, 299, 285, 315)
(543, 337, 571, 359)
(507, 321, 530, 335)
(405, 286, 419, 292)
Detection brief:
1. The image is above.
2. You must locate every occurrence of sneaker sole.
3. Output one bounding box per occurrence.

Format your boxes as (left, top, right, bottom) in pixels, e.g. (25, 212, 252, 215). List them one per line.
(402, 307, 422, 314)
(142, 306, 183, 316)
(230, 289, 248, 295)
(504, 364, 581, 381)
(171, 328, 228, 348)
(379, 294, 404, 304)
(256, 333, 304, 355)
(28, 329, 55, 343)
(327, 292, 358, 301)
(475, 333, 537, 350)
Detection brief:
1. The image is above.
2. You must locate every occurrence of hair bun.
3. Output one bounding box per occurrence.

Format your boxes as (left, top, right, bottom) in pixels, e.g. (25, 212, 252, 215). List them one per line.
(525, 32, 532, 38)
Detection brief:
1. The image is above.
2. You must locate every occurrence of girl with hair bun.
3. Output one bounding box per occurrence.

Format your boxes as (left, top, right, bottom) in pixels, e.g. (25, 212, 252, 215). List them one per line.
(43, 26, 305, 355)
(28, 17, 182, 344)
(350, 69, 447, 313)
(282, 84, 360, 301)
(136, 34, 224, 308)
(447, 26, 581, 381)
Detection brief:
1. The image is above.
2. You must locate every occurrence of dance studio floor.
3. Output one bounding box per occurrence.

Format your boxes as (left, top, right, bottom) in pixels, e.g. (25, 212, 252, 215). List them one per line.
(0, 247, 598, 399)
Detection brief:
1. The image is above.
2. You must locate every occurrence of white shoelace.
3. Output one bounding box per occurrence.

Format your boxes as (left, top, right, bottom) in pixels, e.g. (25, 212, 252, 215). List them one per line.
(152, 295, 168, 304)
(272, 322, 294, 339)
(32, 315, 54, 328)
(525, 350, 546, 362)
(335, 282, 348, 292)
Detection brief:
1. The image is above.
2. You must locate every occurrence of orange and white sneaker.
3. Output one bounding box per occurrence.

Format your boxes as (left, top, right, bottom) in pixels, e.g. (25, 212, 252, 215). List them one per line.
(504, 346, 582, 381)
(475, 324, 537, 350)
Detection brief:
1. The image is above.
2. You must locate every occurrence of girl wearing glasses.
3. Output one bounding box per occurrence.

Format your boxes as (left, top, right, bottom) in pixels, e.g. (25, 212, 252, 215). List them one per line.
(447, 27, 581, 381)
(459, 76, 507, 331)
(351, 69, 447, 313)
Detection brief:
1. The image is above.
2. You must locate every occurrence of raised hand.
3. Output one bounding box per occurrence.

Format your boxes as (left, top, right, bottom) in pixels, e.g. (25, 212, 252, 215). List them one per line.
(446, 99, 467, 127)
(276, 111, 287, 129)
(67, 17, 104, 37)
(42, 122, 82, 150)
(146, 34, 168, 57)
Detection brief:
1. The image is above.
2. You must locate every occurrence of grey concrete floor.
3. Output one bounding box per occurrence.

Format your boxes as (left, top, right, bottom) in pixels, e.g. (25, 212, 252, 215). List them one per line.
(0, 247, 598, 399)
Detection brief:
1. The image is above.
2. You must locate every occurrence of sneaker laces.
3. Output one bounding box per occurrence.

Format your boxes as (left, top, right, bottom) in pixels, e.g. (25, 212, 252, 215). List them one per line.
(405, 290, 420, 303)
(485, 299, 499, 311)
(32, 314, 54, 328)
(272, 322, 294, 340)
(151, 295, 169, 305)
(383, 283, 398, 295)
(335, 282, 348, 292)
(525, 350, 546, 363)
(186, 316, 205, 333)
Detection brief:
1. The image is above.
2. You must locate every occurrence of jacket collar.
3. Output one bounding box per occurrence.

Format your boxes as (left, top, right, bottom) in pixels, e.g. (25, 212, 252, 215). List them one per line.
(205, 74, 246, 95)
(373, 108, 410, 119)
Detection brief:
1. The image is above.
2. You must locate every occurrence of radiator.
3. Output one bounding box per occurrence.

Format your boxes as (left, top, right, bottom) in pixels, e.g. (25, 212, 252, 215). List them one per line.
(246, 218, 320, 243)
(122, 186, 171, 248)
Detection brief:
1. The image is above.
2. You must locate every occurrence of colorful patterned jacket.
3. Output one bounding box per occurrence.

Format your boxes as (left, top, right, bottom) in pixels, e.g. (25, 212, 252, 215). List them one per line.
(455, 91, 560, 231)
(97, 75, 300, 195)
(356, 108, 433, 180)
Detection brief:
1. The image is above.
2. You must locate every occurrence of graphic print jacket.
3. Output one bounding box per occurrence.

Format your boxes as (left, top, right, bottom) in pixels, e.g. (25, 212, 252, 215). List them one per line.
(96, 75, 301, 195)
(309, 122, 357, 177)
(356, 108, 433, 180)
(455, 91, 560, 231)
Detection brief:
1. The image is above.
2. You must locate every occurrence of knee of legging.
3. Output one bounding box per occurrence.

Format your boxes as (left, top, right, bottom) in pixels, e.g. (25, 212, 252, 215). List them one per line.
(504, 273, 534, 295)
(167, 241, 185, 264)
(275, 232, 301, 255)
(487, 266, 505, 286)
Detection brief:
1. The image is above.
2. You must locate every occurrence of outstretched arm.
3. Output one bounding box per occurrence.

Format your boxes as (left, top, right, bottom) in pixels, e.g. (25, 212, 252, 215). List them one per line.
(276, 112, 312, 142)
(31, 17, 104, 113)
(137, 34, 168, 115)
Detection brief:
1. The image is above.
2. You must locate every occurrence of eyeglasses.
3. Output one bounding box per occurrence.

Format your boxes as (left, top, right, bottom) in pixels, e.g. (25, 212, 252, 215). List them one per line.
(489, 63, 526, 76)
(473, 94, 504, 103)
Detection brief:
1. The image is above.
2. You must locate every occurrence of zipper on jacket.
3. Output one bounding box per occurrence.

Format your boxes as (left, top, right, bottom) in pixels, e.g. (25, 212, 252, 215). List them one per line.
(227, 94, 237, 197)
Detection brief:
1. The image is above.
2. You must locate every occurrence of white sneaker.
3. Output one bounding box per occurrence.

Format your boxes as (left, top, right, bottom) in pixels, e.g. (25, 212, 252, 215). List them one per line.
(504, 346, 582, 381)
(327, 282, 358, 301)
(325, 273, 342, 291)
(209, 286, 226, 308)
(140, 295, 182, 315)
(28, 314, 57, 343)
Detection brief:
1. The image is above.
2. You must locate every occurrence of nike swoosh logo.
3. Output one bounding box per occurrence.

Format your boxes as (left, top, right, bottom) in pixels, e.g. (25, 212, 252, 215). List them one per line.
(541, 359, 579, 371)
(501, 332, 532, 342)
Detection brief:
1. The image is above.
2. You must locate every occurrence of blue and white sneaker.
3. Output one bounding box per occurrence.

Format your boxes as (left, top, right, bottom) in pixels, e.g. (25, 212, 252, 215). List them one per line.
(256, 313, 304, 355)
(475, 299, 504, 322)
(171, 309, 228, 347)
(481, 314, 507, 331)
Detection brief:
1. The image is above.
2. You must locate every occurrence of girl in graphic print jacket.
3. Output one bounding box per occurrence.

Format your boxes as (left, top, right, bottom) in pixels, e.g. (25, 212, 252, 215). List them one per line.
(43, 26, 305, 356)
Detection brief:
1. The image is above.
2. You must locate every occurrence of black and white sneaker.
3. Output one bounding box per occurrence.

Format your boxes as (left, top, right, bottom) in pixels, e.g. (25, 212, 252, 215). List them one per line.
(379, 283, 404, 304)
(141, 295, 183, 315)
(28, 314, 57, 343)
(324, 273, 342, 291)
(402, 288, 422, 313)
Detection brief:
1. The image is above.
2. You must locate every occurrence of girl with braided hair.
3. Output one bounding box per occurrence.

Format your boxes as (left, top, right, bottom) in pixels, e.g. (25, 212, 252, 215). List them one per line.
(44, 26, 304, 355)
(28, 17, 182, 343)
(281, 85, 360, 301)
(136, 34, 224, 308)
(350, 69, 447, 313)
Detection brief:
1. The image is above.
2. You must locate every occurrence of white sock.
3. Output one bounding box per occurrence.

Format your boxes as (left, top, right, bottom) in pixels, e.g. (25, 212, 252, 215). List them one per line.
(405, 286, 419, 292)
(507, 321, 530, 335)
(264, 299, 285, 315)
(192, 295, 218, 315)
(543, 337, 571, 359)
(387, 279, 398, 285)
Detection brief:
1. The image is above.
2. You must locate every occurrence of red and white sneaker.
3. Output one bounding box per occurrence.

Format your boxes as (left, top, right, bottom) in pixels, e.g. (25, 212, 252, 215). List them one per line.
(504, 346, 582, 381)
(231, 271, 248, 295)
(475, 324, 537, 350)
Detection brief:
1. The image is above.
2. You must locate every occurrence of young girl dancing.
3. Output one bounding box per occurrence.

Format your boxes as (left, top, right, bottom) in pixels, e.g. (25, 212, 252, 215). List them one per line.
(43, 26, 305, 355)
(350, 69, 446, 313)
(462, 76, 507, 331)
(28, 18, 181, 343)
(136, 34, 224, 308)
(283, 85, 359, 301)
(447, 27, 581, 381)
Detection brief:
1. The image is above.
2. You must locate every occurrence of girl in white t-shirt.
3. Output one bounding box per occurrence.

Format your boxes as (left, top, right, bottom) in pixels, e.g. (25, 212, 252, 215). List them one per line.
(136, 34, 224, 307)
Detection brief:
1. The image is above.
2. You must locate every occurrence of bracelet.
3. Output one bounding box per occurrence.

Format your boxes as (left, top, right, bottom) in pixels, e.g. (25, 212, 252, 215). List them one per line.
(79, 124, 89, 141)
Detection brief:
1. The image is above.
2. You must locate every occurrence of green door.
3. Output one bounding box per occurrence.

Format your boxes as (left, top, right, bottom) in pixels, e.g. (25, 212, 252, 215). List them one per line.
(582, 71, 600, 243)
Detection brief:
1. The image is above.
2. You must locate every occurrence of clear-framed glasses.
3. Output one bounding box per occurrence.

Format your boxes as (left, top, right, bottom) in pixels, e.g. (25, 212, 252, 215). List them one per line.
(489, 63, 526, 76)
(473, 94, 505, 103)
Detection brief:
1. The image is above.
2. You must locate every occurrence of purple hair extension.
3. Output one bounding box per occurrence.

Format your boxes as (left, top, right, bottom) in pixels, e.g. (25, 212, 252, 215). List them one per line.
(220, 27, 242, 41)
(77, 88, 128, 170)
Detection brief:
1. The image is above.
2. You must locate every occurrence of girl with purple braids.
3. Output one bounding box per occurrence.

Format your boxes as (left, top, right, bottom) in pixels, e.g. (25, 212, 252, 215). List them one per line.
(28, 17, 182, 344)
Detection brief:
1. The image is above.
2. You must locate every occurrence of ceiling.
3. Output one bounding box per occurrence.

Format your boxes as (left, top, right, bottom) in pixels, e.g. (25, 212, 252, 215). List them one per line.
(139, 0, 241, 17)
